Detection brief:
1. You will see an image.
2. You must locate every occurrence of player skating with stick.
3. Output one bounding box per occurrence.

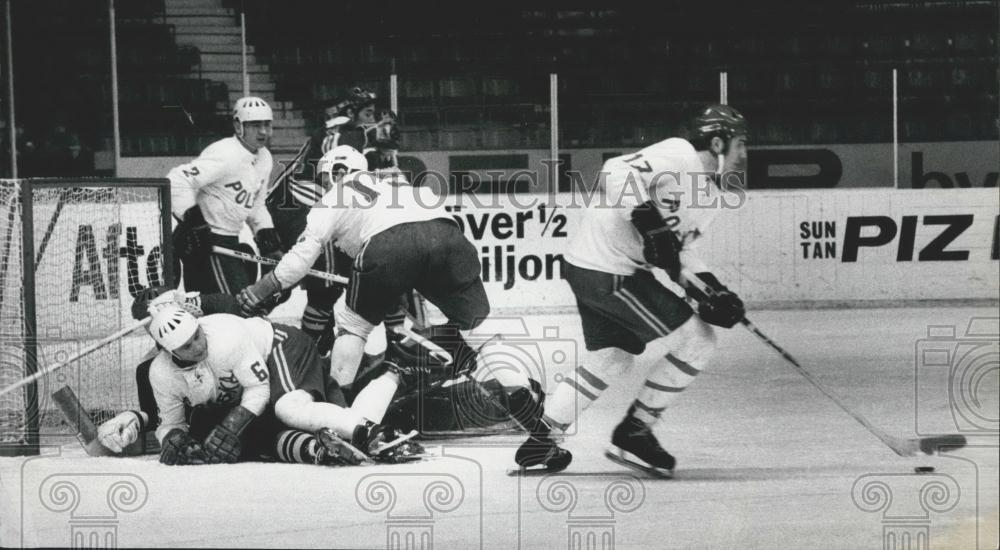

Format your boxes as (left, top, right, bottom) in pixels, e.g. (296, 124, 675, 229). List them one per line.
(514, 105, 750, 477)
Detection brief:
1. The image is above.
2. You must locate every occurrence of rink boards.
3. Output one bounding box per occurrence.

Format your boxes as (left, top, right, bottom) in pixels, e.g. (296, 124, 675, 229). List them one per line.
(447, 187, 999, 308)
(32, 187, 997, 322)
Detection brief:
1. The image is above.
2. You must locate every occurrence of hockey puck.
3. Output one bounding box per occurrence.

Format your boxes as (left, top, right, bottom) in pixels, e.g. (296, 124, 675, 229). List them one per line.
(914, 466, 935, 474)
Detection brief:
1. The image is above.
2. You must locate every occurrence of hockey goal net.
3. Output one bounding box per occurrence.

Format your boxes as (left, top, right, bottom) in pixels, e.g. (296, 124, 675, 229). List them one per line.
(0, 178, 172, 455)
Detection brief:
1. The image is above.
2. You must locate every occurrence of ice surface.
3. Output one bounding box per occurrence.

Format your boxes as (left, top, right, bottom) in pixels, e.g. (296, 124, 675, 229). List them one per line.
(2, 306, 997, 549)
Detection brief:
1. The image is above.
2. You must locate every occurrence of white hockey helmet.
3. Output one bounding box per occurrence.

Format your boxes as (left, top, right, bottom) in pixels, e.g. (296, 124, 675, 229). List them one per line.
(233, 96, 273, 124)
(148, 304, 199, 352)
(318, 145, 368, 177)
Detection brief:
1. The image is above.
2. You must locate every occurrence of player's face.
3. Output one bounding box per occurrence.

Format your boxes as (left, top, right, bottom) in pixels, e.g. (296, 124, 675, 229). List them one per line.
(356, 105, 376, 125)
(238, 120, 272, 151)
(723, 135, 748, 173)
(171, 327, 208, 363)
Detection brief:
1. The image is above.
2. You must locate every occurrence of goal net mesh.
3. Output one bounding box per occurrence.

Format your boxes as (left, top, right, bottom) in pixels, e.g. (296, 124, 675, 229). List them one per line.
(1, 179, 170, 452)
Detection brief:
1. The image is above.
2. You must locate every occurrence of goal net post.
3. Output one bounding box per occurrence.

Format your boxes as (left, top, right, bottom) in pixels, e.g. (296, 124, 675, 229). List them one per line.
(0, 178, 173, 456)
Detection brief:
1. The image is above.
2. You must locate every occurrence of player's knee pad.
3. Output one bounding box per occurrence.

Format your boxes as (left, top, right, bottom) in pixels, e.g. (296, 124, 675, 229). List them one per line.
(335, 306, 375, 340)
(665, 315, 717, 370)
(274, 389, 316, 427)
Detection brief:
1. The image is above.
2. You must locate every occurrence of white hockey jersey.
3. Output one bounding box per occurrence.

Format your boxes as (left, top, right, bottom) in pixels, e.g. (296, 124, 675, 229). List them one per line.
(565, 138, 725, 276)
(274, 170, 445, 287)
(167, 136, 275, 236)
(149, 314, 274, 443)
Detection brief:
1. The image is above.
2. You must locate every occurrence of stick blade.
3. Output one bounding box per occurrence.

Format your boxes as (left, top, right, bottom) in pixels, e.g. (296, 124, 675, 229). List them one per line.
(52, 386, 120, 457)
(918, 434, 968, 455)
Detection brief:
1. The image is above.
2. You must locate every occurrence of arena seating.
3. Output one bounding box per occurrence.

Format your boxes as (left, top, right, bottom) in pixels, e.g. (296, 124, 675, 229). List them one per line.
(3, 0, 996, 165)
(239, 0, 996, 149)
(7, 0, 227, 172)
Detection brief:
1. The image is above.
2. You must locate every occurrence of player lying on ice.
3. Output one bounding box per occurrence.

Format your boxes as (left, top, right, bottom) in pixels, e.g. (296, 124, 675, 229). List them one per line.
(513, 105, 749, 478)
(97, 285, 541, 464)
(97, 291, 425, 466)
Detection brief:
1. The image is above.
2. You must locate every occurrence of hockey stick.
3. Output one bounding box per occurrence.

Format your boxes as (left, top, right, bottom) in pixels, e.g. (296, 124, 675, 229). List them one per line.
(266, 138, 312, 201)
(211, 245, 348, 285)
(680, 270, 967, 457)
(0, 318, 152, 399)
(51, 385, 118, 457)
(388, 324, 454, 366)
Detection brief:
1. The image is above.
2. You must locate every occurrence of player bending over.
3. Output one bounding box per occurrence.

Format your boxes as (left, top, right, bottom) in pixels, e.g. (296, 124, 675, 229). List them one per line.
(168, 96, 283, 294)
(514, 105, 749, 477)
(238, 146, 544, 429)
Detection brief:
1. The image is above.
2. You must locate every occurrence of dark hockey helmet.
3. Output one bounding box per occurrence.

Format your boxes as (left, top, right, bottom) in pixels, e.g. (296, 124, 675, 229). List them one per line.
(346, 86, 376, 112)
(688, 104, 748, 149)
(330, 86, 377, 119)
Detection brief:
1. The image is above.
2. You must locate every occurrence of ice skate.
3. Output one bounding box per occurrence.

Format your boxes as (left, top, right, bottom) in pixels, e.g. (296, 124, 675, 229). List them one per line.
(314, 428, 371, 466)
(604, 407, 675, 479)
(503, 380, 545, 432)
(353, 421, 425, 463)
(385, 359, 452, 393)
(509, 434, 572, 476)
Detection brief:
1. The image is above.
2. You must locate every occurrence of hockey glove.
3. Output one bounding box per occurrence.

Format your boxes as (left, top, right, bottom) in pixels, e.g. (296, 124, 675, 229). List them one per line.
(630, 201, 682, 280)
(97, 410, 146, 453)
(237, 271, 284, 316)
(130, 285, 170, 320)
(159, 428, 208, 465)
(172, 206, 211, 260)
(254, 227, 284, 260)
(145, 288, 203, 318)
(203, 406, 256, 464)
(688, 272, 745, 329)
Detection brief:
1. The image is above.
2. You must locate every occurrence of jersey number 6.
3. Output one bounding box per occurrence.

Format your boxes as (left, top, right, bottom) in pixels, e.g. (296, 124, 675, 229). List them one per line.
(250, 361, 268, 382)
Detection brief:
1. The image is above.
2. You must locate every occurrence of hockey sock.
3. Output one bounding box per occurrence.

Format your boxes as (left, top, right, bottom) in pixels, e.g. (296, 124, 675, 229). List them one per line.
(350, 371, 400, 423)
(274, 389, 366, 439)
(632, 318, 716, 424)
(543, 347, 634, 431)
(274, 430, 319, 464)
(301, 305, 332, 341)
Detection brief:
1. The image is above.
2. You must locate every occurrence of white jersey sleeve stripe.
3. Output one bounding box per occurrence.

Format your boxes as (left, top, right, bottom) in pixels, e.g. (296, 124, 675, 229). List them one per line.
(614, 285, 671, 337)
(270, 328, 295, 393)
(273, 345, 294, 394)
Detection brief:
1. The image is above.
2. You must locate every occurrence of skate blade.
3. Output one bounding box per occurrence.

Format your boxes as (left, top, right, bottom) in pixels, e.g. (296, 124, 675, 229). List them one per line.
(317, 430, 373, 465)
(372, 429, 419, 455)
(506, 465, 557, 477)
(604, 448, 673, 479)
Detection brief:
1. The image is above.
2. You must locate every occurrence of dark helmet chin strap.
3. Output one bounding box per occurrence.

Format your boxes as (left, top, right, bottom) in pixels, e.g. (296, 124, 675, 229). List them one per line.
(170, 354, 200, 369)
